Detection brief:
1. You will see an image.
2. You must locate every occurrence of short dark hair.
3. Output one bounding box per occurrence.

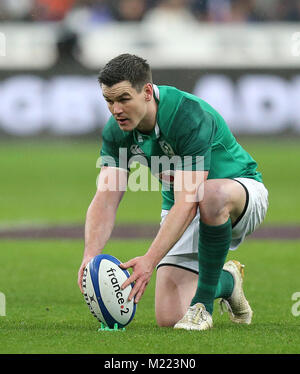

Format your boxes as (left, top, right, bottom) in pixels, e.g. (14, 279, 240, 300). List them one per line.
(98, 54, 152, 92)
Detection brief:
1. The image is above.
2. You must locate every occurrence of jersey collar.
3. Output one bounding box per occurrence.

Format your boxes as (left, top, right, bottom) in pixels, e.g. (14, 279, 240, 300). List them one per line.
(134, 123, 160, 143)
(153, 84, 160, 102)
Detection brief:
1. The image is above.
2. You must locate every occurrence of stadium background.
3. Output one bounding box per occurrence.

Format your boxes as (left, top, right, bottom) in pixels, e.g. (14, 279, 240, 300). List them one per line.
(0, 0, 300, 355)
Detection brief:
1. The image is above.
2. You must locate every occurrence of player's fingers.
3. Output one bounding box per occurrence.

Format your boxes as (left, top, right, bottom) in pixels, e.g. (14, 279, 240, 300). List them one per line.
(120, 258, 139, 289)
(134, 283, 147, 304)
(119, 258, 137, 270)
(121, 272, 138, 290)
(78, 267, 84, 293)
(128, 278, 143, 302)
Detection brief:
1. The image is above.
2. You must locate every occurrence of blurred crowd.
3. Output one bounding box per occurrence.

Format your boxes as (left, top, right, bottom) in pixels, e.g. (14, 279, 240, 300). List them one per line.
(1, 0, 300, 23)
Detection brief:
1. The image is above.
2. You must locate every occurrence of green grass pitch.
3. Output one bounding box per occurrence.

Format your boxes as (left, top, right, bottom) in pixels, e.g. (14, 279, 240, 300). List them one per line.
(1, 137, 300, 226)
(0, 137, 300, 354)
(0, 239, 300, 354)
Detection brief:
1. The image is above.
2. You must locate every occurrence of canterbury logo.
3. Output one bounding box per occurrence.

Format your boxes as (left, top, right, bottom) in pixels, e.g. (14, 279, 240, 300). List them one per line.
(130, 145, 144, 155)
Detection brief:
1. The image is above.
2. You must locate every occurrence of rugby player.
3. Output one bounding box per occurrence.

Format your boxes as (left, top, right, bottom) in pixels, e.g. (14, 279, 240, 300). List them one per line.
(78, 54, 268, 330)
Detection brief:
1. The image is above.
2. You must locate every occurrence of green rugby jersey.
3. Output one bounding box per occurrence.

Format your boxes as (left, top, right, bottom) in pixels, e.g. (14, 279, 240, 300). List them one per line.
(100, 85, 262, 210)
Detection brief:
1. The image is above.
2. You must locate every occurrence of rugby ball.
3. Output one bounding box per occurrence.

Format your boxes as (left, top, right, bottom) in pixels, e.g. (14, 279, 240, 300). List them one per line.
(82, 254, 136, 328)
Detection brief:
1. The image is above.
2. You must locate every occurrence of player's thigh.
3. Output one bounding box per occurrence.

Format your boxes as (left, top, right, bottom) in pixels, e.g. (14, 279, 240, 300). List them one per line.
(155, 265, 198, 327)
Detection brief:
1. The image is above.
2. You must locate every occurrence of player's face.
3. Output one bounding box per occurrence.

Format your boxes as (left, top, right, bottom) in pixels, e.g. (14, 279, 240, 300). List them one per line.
(102, 81, 151, 132)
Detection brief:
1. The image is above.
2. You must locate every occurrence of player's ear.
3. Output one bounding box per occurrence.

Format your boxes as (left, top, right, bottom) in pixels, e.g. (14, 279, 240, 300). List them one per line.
(144, 83, 153, 101)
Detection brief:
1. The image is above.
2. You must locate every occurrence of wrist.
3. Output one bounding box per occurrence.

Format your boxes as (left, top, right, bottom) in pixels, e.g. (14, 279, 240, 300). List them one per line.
(144, 249, 161, 269)
(83, 247, 102, 260)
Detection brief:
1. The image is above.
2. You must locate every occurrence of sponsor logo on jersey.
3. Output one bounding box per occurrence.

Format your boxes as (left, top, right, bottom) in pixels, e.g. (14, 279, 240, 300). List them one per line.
(159, 140, 175, 156)
(130, 144, 144, 155)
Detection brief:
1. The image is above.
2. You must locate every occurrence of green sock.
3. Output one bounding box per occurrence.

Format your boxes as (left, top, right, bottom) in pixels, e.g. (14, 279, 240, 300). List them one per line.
(215, 270, 234, 299)
(191, 219, 232, 315)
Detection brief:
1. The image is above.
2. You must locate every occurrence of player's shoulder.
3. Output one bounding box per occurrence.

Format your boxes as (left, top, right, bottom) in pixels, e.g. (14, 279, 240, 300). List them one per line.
(158, 83, 201, 97)
(102, 116, 120, 139)
(102, 116, 132, 144)
(157, 85, 200, 104)
(156, 85, 212, 134)
(157, 85, 210, 118)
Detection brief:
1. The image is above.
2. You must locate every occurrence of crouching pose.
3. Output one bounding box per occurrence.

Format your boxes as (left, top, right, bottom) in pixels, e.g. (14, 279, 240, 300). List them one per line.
(78, 54, 268, 331)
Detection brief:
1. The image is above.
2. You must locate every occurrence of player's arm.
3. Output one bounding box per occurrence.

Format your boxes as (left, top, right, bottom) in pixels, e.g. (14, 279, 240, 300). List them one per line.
(121, 169, 208, 302)
(146, 169, 208, 260)
(121, 102, 214, 302)
(77, 166, 128, 292)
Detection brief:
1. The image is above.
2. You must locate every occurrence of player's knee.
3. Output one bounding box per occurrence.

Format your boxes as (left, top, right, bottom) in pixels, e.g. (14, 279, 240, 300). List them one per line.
(155, 299, 188, 327)
(155, 296, 184, 327)
(155, 311, 178, 327)
(199, 180, 231, 223)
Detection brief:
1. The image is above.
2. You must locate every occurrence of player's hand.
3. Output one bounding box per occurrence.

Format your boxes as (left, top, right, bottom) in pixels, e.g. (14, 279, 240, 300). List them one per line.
(120, 255, 155, 304)
(77, 255, 94, 293)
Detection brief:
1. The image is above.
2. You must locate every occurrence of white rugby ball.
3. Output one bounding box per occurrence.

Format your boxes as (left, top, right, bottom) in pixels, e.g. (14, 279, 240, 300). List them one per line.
(82, 254, 136, 328)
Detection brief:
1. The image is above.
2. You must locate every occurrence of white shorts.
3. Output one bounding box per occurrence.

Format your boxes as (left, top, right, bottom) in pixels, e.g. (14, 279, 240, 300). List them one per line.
(157, 178, 269, 273)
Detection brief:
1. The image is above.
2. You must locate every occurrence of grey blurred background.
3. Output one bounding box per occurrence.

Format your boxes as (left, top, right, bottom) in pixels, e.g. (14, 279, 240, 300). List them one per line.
(0, 0, 300, 137)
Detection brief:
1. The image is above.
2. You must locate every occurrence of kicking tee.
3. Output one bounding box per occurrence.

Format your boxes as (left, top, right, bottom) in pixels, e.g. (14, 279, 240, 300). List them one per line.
(100, 85, 262, 210)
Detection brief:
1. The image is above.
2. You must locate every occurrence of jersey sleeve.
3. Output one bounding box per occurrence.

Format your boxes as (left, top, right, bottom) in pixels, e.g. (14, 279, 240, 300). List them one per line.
(172, 97, 216, 172)
(99, 120, 130, 171)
